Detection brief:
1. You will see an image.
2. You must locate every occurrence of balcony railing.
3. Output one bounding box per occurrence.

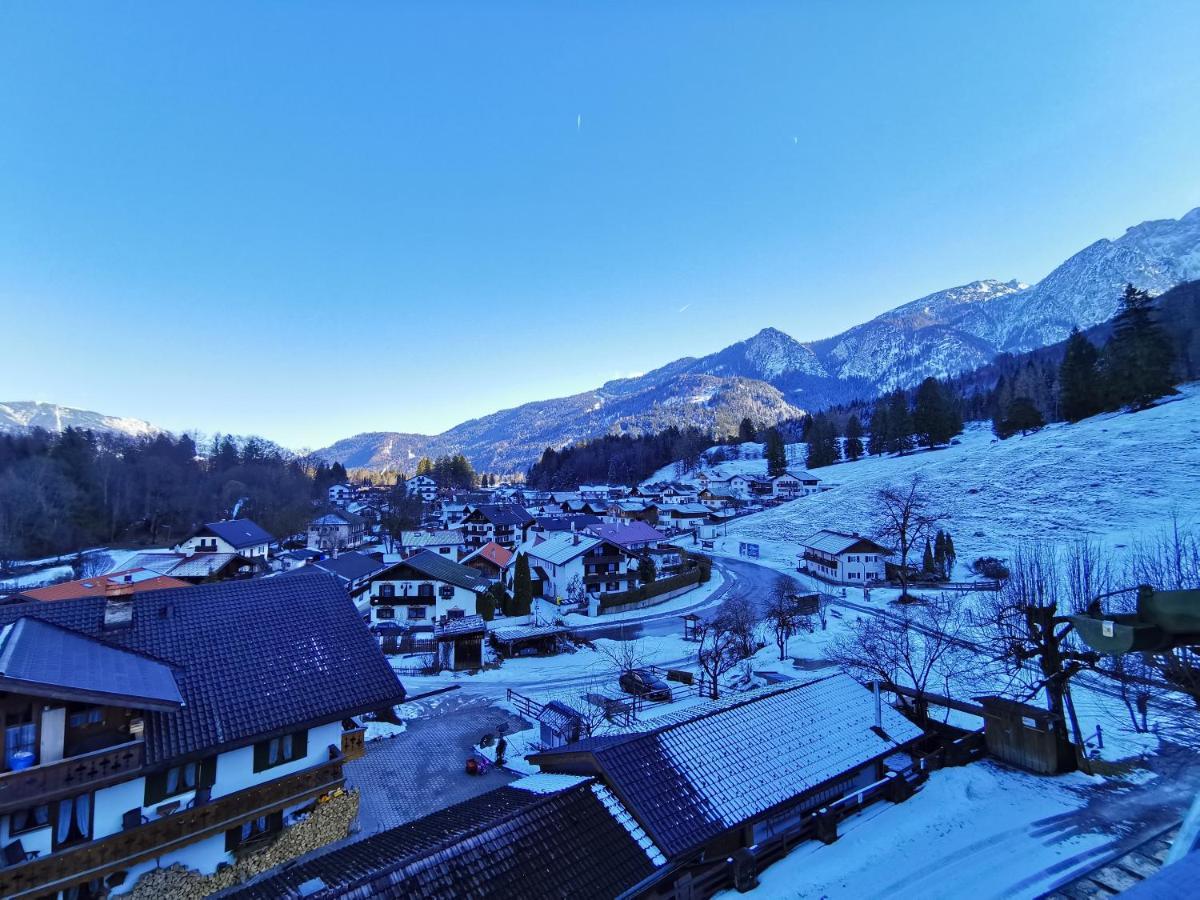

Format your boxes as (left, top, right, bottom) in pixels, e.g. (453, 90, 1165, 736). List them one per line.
(0, 750, 346, 900)
(0, 739, 144, 815)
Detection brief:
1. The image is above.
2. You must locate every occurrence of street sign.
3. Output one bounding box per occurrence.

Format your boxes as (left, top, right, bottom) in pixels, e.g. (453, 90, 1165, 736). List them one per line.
(739, 542, 760, 559)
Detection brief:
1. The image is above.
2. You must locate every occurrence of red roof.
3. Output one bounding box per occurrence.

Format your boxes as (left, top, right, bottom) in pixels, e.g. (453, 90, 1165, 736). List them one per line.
(475, 541, 514, 568)
(20, 568, 192, 603)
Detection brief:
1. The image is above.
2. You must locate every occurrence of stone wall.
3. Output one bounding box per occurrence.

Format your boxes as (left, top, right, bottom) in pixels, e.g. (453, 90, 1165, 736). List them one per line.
(126, 788, 359, 899)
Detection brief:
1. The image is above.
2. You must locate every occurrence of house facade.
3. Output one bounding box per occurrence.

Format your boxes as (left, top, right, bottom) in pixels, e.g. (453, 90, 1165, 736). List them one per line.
(327, 483, 353, 507)
(306, 510, 367, 552)
(177, 520, 274, 561)
(0, 576, 404, 900)
(516, 533, 638, 600)
(397, 530, 465, 559)
(799, 529, 891, 583)
(405, 475, 438, 502)
(461, 504, 533, 551)
(366, 551, 487, 632)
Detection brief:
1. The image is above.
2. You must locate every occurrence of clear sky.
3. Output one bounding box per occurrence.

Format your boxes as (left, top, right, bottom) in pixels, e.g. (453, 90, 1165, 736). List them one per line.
(2, 2, 1199, 449)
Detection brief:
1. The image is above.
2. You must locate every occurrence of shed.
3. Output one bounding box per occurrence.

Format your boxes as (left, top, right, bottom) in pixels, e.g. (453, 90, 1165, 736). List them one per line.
(537, 700, 585, 749)
(490, 623, 568, 658)
(977, 695, 1076, 775)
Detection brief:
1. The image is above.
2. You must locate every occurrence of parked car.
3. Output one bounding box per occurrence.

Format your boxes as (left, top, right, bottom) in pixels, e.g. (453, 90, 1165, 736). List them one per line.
(619, 668, 671, 702)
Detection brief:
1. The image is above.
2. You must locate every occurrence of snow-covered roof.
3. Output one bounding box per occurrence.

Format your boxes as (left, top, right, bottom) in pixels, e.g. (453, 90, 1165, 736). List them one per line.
(801, 529, 889, 556)
(530, 674, 922, 857)
(523, 532, 610, 566)
(400, 529, 465, 548)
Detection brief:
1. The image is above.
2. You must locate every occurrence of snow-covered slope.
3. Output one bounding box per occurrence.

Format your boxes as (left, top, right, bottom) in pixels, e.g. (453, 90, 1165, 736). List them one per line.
(0, 402, 160, 438)
(724, 384, 1200, 565)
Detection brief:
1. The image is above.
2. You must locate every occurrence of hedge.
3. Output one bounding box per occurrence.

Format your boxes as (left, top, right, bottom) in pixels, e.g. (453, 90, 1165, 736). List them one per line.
(598, 567, 702, 611)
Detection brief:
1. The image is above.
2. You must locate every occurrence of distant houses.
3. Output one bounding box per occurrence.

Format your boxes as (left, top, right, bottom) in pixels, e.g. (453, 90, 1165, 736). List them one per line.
(461, 503, 534, 550)
(405, 474, 439, 502)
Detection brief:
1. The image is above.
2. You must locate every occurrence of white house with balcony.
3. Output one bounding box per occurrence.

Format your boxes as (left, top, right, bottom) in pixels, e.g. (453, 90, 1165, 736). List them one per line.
(798, 529, 891, 584)
(366, 551, 488, 632)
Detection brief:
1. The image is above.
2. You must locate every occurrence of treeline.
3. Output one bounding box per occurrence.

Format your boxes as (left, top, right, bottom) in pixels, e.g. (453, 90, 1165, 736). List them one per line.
(413, 454, 477, 490)
(527, 426, 715, 489)
(0, 430, 341, 563)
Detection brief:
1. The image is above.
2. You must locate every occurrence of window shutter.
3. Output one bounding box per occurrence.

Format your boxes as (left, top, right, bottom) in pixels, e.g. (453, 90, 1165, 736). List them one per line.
(292, 729, 308, 761)
(252, 741, 269, 772)
(199, 755, 218, 788)
(144, 770, 168, 806)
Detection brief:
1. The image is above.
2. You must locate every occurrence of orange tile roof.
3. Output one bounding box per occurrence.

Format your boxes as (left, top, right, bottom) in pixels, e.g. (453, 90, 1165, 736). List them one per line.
(20, 569, 193, 603)
(477, 541, 514, 568)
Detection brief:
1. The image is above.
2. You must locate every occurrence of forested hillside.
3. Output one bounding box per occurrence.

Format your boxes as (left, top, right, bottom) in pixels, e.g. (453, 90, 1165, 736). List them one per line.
(0, 431, 347, 562)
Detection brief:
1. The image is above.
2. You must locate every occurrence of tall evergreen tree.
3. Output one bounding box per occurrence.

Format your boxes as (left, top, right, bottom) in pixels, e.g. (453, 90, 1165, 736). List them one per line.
(764, 427, 788, 476)
(804, 414, 841, 469)
(922, 537, 936, 574)
(994, 396, 1044, 438)
(1104, 284, 1176, 409)
(885, 390, 914, 454)
(738, 417, 757, 443)
(912, 377, 962, 448)
(1058, 327, 1102, 422)
(843, 414, 865, 462)
(512, 553, 533, 617)
(867, 399, 889, 457)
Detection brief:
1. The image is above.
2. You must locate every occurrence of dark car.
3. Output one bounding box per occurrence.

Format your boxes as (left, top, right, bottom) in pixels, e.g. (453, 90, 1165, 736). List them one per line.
(619, 668, 672, 702)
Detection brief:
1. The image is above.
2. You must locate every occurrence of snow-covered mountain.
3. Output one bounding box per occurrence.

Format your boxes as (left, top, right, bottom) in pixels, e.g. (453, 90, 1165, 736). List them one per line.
(0, 402, 160, 438)
(319, 206, 1200, 472)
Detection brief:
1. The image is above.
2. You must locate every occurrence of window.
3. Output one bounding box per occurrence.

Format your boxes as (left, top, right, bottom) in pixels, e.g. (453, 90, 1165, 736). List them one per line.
(439, 585, 454, 600)
(378, 583, 395, 598)
(252, 730, 308, 773)
(417, 583, 434, 599)
(9, 803, 50, 835)
(4, 710, 36, 770)
(407, 606, 427, 620)
(605, 581, 619, 592)
(68, 707, 104, 729)
(144, 757, 215, 805)
(225, 810, 283, 852)
(53, 793, 92, 849)
(376, 607, 395, 620)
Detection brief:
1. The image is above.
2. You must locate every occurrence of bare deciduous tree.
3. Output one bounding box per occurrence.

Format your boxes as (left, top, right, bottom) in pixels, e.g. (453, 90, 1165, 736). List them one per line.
(694, 601, 750, 700)
(875, 476, 943, 601)
(828, 594, 970, 723)
(764, 577, 798, 661)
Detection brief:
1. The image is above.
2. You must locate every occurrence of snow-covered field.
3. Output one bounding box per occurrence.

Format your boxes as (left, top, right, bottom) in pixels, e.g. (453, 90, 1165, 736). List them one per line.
(724, 385, 1200, 566)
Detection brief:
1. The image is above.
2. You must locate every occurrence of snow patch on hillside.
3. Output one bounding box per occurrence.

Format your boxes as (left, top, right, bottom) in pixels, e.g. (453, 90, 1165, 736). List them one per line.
(723, 384, 1200, 564)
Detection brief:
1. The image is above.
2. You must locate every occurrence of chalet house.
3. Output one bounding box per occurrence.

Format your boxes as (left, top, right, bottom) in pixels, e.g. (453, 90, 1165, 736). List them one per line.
(326, 483, 353, 507)
(645, 544, 685, 574)
(460, 541, 513, 581)
(16, 569, 191, 603)
(221, 774, 663, 900)
(0, 576, 404, 900)
(397, 530, 465, 559)
(122, 551, 259, 584)
(177, 519, 274, 561)
(754, 470, 822, 500)
(529, 514, 602, 536)
(653, 503, 711, 532)
(515, 533, 638, 600)
(405, 475, 438, 502)
(584, 521, 667, 552)
(306, 510, 367, 552)
(273, 548, 321, 572)
(366, 551, 488, 632)
(698, 489, 737, 511)
(436, 501, 468, 529)
(605, 500, 655, 525)
(559, 499, 607, 516)
(799, 529, 891, 584)
(461, 504, 533, 551)
(528, 675, 924, 896)
(302, 552, 389, 607)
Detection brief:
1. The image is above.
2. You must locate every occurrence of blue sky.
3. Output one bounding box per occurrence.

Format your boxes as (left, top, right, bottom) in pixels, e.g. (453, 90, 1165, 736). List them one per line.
(2, 2, 1199, 449)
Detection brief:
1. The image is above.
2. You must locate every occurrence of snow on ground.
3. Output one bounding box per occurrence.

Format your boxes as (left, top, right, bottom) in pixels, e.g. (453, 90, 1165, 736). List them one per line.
(727, 763, 1114, 900)
(548, 567, 727, 627)
(723, 385, 1200, 566)
(642, 440, 808, 486)
(0, 564, 74, 592)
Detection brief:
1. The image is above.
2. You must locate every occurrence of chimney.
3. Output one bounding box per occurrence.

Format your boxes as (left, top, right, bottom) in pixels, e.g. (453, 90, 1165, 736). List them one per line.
(873, 680, 882, 728)
(572, 533, 580, 545)
(104, 586, 135, 631)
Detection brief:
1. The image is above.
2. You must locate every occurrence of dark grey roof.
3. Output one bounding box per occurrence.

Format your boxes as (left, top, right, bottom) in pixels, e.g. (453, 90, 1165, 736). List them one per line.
(0, 618, 183, 712)
(201, 518, 276, 549)
(378, 551, 488, 593)
(0, 574, 405, 766)
(221, 777, 661, 900)
(311, 552, 388, 585)
(530, 675, 923, 858)
(468, 504, 534, 526)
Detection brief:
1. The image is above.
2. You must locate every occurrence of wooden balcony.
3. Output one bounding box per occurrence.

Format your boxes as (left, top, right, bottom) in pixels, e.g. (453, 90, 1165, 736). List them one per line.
(0, 750, 346, 899)
(0, 739, 144, 816)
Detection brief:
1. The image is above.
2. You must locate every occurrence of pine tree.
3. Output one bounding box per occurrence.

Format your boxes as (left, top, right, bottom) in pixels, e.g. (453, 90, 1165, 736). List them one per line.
(885, 391, 914, 454)
(913, 377, 961, 448)
(934, 530, 947, 578)
(1104, 283, 1176, 409)
(738, 417, 757, 443)
(804, 414, 841, 469)
(922, 537, 936, 574)
(944, 532, 956, 573)
(994, 396, 1044, 438)
(512, 553, 533, 617)
(764, 427, 788, 476)
(844, 414, 864, 462)
(867, 399, 889, 457)
(1059, 327, 1101, 422)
